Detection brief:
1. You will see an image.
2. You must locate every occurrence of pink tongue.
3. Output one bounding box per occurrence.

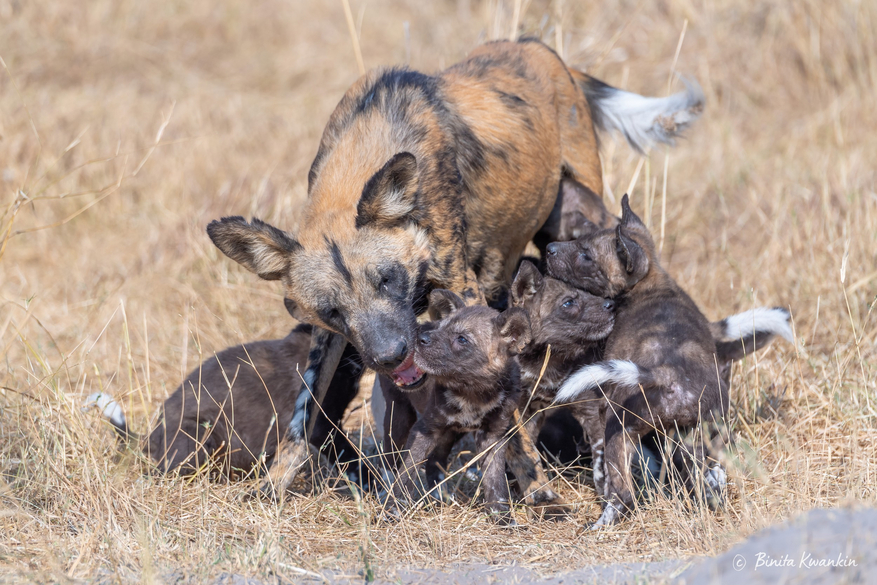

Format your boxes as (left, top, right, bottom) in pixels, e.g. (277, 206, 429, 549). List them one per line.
(392, 355, 424, 386)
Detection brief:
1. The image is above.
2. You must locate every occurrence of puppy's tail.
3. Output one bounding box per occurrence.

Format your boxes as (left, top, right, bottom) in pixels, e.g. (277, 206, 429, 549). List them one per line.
(578, 73, 705, 155)
(83, 392, 138, 443)
(555, 360, 653, 404)
(710, 307, 794, 363)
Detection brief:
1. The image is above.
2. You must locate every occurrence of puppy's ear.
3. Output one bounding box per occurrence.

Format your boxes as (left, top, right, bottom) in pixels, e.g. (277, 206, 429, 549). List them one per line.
(496, 307, 532, 355)
(511, 260, 543, 306)
(563, 211, 599, 240)
(356, 152, 419, 229)
(619, 193, 647, 230)
(428, 289, 465, 321)
(615, 224, 649, 276)
(207, 217, 301, 281)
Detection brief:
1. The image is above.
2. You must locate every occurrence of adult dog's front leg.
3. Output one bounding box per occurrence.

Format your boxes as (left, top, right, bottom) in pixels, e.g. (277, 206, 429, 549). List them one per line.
(254, 327, 346, 499)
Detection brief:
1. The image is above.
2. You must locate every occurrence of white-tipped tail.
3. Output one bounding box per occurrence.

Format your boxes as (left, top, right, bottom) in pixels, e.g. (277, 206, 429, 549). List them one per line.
(555, 360, 647, 403)
(84, 392, 127, 431)
(584, 77, 705, 154)
(719, 307, 794, 343)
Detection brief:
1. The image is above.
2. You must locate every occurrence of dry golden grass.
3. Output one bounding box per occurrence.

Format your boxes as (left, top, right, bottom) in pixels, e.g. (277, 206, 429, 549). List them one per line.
(1, 0, 875, 582)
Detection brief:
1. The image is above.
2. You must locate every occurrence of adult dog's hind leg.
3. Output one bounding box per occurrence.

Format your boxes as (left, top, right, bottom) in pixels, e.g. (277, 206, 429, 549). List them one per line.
(254, 327, 346, 499)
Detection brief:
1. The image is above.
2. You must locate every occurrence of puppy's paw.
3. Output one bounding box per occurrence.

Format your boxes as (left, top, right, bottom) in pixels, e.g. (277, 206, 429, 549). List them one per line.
(484, 503, 518, 527)
(245, 479, 280, 502)
(531, 500, 574, 521)
(589, 501, 623, 530)
(703, 464, 727, 510)
(529, 489, 573, 521)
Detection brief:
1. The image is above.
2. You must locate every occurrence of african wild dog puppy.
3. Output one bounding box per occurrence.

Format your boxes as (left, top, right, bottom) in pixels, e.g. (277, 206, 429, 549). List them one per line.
(510, 261, 615, 458)
(546, 194, 793, 527)
(206, 38, 705, 499)
(389, 290, 530, 524)
(510, 259, 793, 500)
(85, 325, 365, 480)
(538, 175, 619, 250)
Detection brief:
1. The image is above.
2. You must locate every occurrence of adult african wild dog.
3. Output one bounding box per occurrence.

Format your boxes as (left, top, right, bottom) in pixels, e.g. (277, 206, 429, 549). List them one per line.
(207, 39, 704, 498)
(547, 195, 794, 527)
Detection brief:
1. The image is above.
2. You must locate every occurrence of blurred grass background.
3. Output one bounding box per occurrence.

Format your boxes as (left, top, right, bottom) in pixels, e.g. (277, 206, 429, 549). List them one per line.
(1, 0, 875, 582)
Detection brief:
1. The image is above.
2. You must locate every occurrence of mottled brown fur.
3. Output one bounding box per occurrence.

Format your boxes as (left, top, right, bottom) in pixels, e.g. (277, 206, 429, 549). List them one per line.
(546, 194, 732, 526)
(96, 325, 365, 480)
(389, 290, 530, 523)
(511, 260, 787, 502)
(510, 261, 615, 473)
(205, 39, 692, 499)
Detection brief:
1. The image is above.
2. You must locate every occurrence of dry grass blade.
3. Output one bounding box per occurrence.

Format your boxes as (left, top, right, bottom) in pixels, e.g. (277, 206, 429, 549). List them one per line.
(1, 0, 876, 583)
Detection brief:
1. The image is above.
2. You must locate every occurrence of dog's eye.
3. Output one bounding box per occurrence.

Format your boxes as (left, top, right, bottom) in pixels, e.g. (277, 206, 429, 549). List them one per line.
(322, 307, 342, 324)
(562, 298, 577, 308)
(456, 335, 469, 346)
(578, 251, 591, 261)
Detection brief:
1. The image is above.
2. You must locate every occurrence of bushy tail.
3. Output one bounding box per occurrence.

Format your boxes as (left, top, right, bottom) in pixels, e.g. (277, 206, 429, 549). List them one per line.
(83, 392, 137, 443)
(579, 73, 705, 154)
(710, 306, 794, 363)
(555, 360, 653, 404)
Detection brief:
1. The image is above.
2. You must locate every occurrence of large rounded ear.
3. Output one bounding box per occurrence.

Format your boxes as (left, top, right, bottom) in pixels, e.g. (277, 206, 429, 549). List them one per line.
(355, 152, 419, 229)
(207, 216, 301, 281)
(428, 289, 466, 321)
(615, 224, 649, 276)
(511, 260, 543, 306)
(496, 307, 532, 355)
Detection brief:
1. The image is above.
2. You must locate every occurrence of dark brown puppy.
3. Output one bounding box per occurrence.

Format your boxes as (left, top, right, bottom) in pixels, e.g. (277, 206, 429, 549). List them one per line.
(537, 177, 620, 250)
(546, 195, 792, 526)
(86, 325, 366, 482)
(511, 261, 615, 453)
(511, 260, 792, 500)
(390, 290, 530, 523)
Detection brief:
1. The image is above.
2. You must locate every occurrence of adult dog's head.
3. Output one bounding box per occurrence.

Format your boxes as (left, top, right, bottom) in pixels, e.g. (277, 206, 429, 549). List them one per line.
(208, 152, 432, 389)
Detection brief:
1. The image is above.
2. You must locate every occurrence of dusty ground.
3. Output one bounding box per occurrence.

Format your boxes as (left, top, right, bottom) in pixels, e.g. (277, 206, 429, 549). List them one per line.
(1, 0, 876, 583)
(109, 506, 874, 584)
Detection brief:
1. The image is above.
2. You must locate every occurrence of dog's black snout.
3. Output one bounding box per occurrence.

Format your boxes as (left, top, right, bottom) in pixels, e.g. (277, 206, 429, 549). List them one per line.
(418, 331, 432, 346)
(376, 339, 408, 368)
(603, 299, 616, 312)
(546, 243, 558, 256)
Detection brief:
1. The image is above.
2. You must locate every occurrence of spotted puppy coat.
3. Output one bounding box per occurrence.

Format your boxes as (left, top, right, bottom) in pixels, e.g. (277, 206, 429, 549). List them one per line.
(389, 289, 531, 523)
(85, 325, 364, 479)
(545, 195, 793, 526)
(510, 260, 793, 502)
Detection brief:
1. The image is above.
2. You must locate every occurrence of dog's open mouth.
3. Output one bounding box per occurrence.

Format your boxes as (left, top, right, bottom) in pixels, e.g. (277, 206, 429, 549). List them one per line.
(391, 353, 427, 389)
